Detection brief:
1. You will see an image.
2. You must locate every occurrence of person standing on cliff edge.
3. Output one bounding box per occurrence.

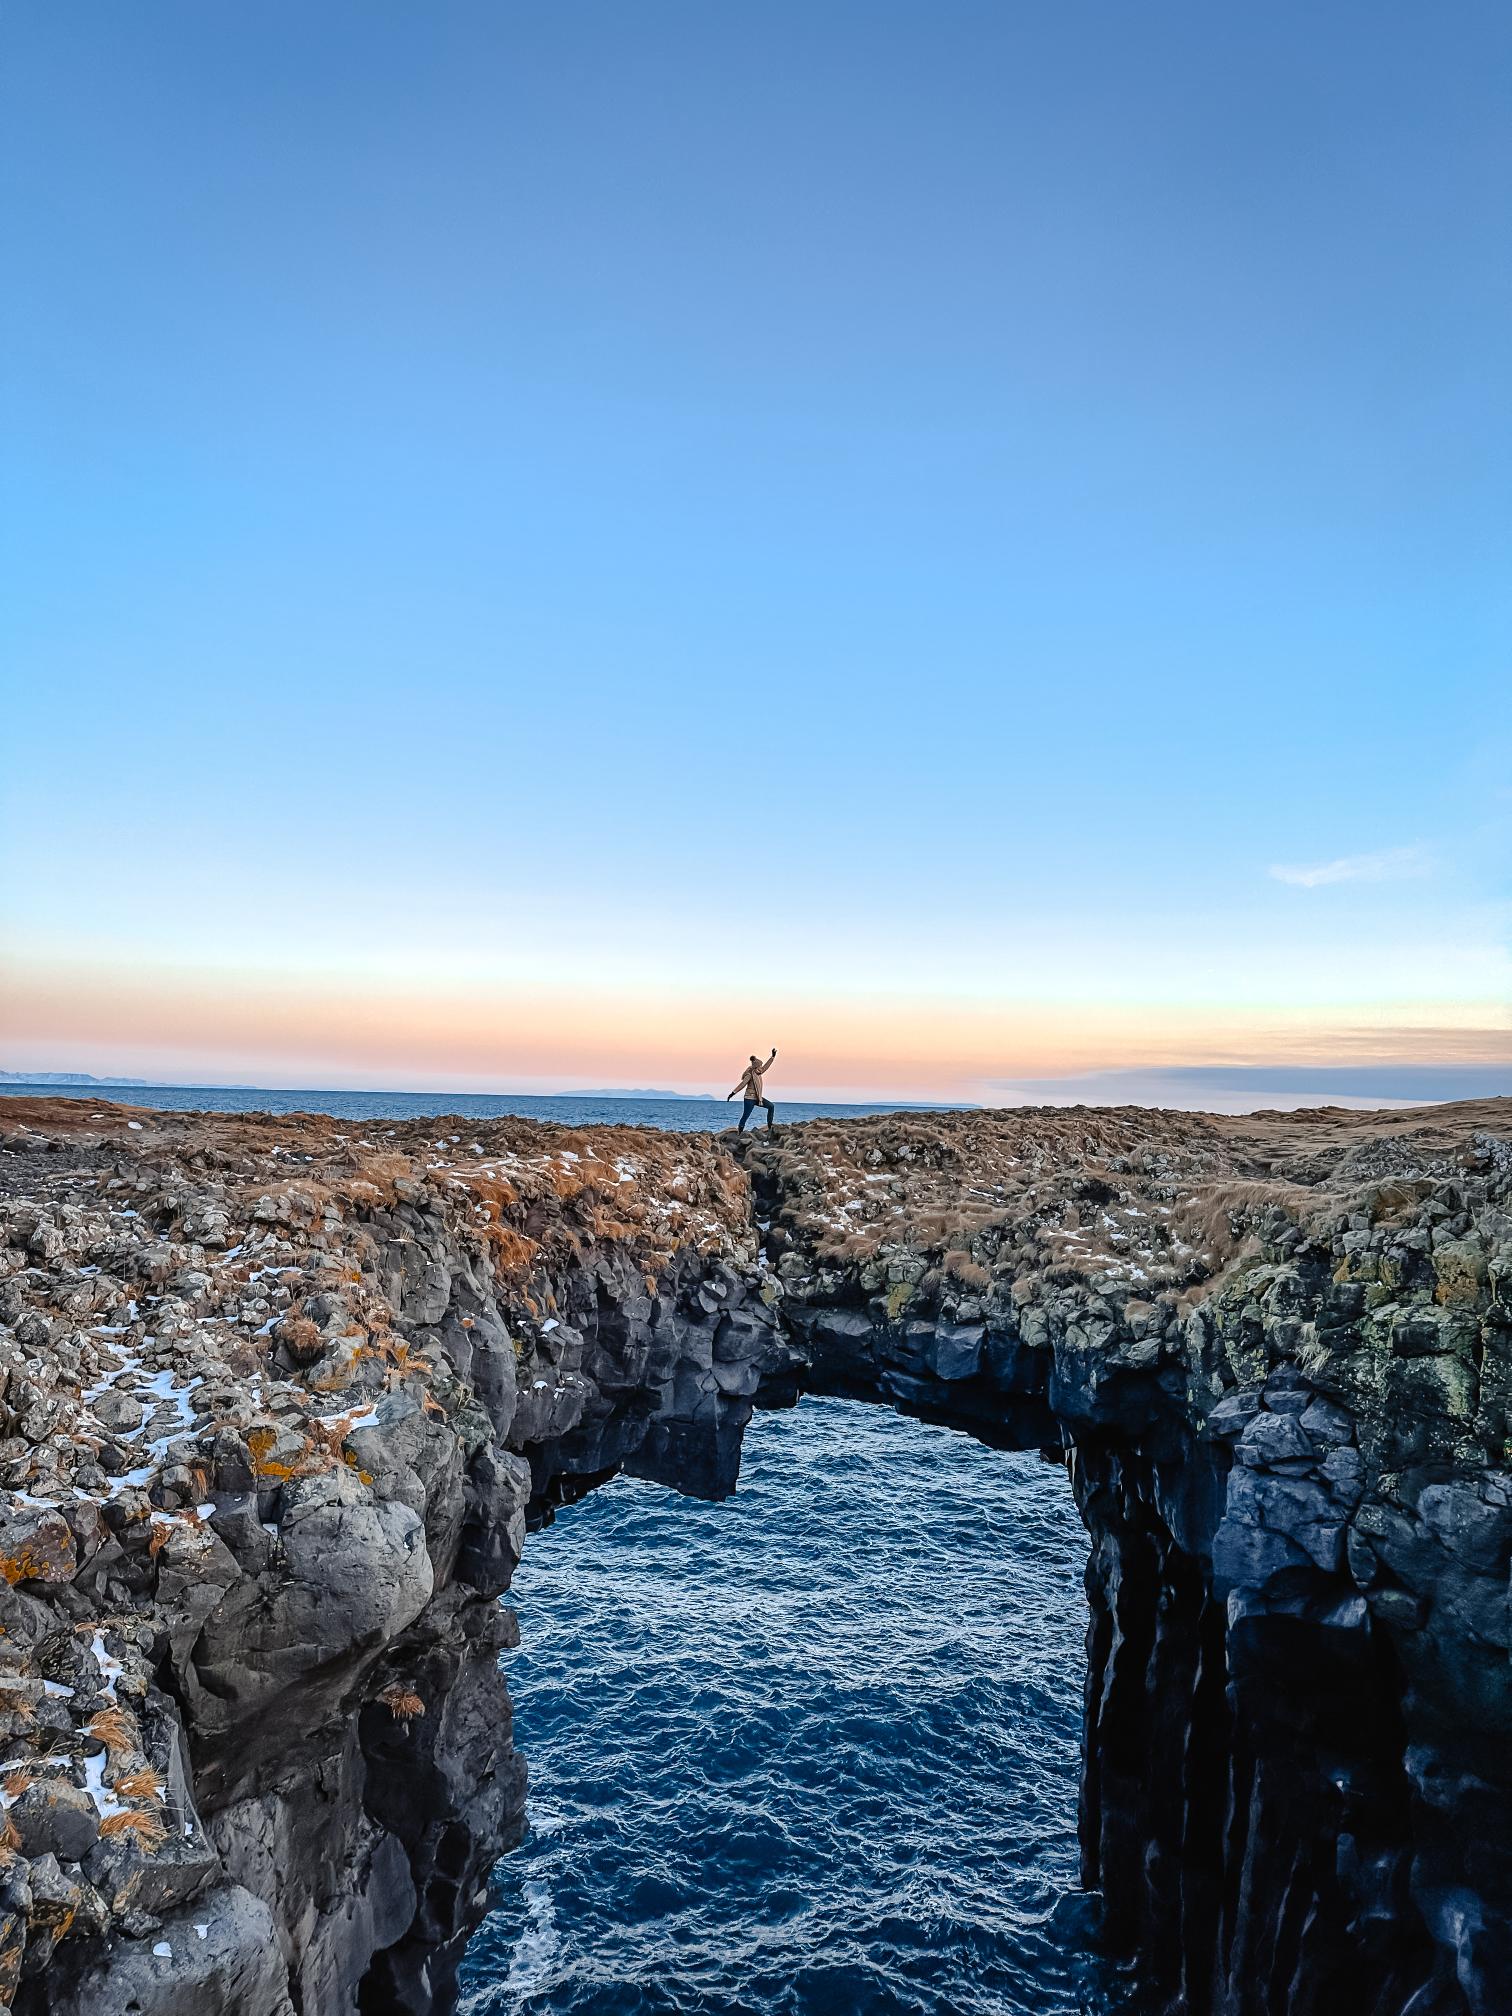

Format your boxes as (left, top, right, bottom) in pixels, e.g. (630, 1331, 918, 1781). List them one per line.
(727, 1048, 778, 1131)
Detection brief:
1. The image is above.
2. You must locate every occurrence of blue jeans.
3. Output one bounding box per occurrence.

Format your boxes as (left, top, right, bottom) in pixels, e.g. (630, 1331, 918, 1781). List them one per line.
(739, 1097, 775, 1131)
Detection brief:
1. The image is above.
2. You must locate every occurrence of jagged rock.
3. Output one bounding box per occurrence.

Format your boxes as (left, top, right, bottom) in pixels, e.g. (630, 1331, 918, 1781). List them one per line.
(9, 1781, 99, 1863)
(18, 1854, 80, 1975)
(84, 1825, 220, 1918)
(0, 1507, 74, 1586)
(187, 1467, 433, 1729)
(0, 1913, 22, 2005)
(45, 1883, 295, 2016)
(1237, 1409, 1314, 1466)
(921, 1320, 984, 1381)
(456, 1445, 529, 1595)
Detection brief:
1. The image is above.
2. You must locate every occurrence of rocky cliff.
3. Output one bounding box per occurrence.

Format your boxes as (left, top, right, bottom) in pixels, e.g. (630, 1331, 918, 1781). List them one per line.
(0, 1095, 1507, 2015)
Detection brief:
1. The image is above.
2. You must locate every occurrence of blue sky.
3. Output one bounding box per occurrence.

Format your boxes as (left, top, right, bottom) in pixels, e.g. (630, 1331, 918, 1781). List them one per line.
(2, 2, 1508, 1100)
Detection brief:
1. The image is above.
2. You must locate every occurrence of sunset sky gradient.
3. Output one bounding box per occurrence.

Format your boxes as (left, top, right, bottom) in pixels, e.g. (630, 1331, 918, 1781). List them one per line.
(3, 2, 1508, 1105)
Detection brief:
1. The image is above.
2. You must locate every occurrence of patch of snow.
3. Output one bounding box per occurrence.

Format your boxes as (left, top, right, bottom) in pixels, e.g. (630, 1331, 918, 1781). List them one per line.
(105, 1463, 156, 1498)
(83, 1750, 125, 1818)
(321, 1403, 380, 1434)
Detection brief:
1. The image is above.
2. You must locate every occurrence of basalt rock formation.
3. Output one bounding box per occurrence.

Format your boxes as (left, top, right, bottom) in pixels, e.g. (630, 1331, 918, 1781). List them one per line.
(0, 1095, 1507, 2016)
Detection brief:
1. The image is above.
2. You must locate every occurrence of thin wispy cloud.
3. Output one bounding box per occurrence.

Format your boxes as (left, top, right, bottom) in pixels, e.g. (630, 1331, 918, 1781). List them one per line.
(1268, 845, 1431, 890)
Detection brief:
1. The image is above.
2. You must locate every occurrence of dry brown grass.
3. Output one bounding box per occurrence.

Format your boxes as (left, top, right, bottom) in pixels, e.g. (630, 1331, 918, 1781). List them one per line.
(99, 1806, 167, 1848)
(1173, 1179, 1317, 1264)
(741, 1097, 1494, 1296)
(276, 1314, 323, 1361)
(114, 1766, 164, 1800)
(943, 1251, 990, 1290)
(88, 1707, 136, 1759)
(475, 1223, 539, 1274)
(378, 1684, 426, 1722)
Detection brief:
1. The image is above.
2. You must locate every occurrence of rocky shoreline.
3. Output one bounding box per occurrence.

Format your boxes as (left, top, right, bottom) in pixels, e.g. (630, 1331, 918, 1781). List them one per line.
(0, 1095, 1507, 2014)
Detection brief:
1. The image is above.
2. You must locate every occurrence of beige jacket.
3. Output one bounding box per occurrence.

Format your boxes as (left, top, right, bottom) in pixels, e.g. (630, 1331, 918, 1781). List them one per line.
(730, 1054, 775, 1101)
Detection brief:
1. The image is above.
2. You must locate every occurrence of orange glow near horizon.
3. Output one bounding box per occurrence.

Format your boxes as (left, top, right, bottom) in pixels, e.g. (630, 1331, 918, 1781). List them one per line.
(5, 957, 1507, 1099)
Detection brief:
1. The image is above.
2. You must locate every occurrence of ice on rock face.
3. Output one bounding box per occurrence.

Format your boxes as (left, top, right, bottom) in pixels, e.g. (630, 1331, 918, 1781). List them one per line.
(153, 1940, 172, 1958)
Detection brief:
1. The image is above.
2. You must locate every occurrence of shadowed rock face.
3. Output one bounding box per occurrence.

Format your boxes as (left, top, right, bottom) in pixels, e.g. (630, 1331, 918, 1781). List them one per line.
(0, 1096, 1508, 2015)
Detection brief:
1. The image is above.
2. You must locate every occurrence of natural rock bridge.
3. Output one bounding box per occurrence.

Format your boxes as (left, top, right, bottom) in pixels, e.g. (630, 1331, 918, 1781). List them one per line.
(0, 1096, 1508, 2016)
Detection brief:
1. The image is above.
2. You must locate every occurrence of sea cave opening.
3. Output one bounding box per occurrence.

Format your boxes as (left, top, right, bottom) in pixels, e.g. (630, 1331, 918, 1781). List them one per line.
(454, 1395, 1128, 2016)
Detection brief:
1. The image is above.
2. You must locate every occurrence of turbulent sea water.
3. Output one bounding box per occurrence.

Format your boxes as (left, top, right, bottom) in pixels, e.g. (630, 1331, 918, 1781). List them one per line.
(458, 1400, 1125, 2016)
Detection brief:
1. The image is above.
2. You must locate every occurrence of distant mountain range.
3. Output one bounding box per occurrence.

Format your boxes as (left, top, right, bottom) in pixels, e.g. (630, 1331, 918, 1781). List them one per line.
(569, 1088, 709, 1100)
(0, 1071, 154, 1085)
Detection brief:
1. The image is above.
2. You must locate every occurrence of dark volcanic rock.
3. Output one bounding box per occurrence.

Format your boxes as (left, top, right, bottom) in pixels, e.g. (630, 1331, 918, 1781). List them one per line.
(0, 1094, 1509, 2015)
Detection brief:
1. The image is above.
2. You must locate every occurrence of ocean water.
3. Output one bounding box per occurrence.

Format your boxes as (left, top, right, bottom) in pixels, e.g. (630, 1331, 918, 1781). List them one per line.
(459, 1399, 1124, 2016)
(0, 1084, 945, 1133)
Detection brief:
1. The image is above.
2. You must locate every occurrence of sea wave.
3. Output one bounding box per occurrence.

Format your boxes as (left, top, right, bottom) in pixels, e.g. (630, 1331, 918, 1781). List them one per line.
(458, 1397, 1134, 2016)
